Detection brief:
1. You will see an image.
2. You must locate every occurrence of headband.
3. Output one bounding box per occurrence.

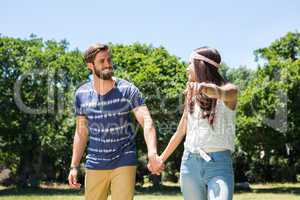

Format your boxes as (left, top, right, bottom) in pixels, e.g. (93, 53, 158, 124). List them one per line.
(189, 52, 220, 68)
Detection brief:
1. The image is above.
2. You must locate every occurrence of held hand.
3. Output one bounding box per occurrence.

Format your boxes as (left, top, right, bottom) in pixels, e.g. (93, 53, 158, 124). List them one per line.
(68, 168, 81, 189)
(147, 154, 165, 175)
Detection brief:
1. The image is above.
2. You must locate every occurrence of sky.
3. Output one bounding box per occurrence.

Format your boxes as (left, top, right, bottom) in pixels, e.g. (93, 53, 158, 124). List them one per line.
(1, 0, 300, 69)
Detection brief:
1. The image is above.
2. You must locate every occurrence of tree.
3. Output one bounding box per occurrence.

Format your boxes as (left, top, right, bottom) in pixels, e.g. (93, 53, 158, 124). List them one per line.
(0, 35, 87, 187)
(236, 32, 300, 182)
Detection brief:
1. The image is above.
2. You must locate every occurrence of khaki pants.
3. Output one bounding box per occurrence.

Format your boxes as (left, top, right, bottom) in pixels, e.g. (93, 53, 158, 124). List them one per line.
(85, 166, 136, 200)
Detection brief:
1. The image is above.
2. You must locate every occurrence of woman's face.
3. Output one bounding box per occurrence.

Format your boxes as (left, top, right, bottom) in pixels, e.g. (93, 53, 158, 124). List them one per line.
(187, 61, 196, 82)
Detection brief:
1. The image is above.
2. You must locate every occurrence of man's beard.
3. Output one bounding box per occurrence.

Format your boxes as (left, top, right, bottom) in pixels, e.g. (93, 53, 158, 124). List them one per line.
(94, 67, 113, 80)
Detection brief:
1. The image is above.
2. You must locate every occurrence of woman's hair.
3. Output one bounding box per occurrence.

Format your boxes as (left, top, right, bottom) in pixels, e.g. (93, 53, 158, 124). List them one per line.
(188, 47, 227, 125)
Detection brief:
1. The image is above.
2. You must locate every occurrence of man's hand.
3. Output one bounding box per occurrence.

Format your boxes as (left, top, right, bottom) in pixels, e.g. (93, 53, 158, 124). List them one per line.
(68, 168, 81, 189)
(147, 154, 165, 175)
(69, 116, 88, 189)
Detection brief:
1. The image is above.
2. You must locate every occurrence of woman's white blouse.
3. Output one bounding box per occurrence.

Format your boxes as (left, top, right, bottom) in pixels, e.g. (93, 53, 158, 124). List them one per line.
(184, 100, 236, 153)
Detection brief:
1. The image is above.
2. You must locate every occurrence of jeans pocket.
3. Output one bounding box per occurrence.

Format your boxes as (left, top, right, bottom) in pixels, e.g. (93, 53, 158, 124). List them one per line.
(181, 151, 191, 161)
(210, 151, 232, 164)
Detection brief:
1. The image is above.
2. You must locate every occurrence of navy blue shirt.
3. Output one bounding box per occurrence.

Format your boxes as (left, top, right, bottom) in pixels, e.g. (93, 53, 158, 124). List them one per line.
(74, 77, 145, 169)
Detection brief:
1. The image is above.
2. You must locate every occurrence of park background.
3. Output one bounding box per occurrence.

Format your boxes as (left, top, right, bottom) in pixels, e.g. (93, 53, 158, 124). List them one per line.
(1, 0, 300, 199)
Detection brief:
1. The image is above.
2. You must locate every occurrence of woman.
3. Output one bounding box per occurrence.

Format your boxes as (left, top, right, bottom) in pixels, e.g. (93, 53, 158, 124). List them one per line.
(159, 47, 238, 200)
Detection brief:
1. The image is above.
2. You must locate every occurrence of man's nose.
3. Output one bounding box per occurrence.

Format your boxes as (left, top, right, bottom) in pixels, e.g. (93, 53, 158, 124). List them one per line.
(105, 60, 112, 68)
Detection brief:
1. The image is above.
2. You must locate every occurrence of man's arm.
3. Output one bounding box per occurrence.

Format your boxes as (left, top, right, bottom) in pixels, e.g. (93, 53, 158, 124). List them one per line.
(68, 116, 89, 189)
(132, 106, 163, 174)
(133, 106, 157, 156)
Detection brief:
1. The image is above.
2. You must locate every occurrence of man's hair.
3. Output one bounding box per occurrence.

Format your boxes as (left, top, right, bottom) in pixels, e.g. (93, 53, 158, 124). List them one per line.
(84, 43, 109, 64)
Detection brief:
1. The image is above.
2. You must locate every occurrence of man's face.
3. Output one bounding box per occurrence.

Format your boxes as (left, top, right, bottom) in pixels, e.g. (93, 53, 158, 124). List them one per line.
(89, 50, 113, 80)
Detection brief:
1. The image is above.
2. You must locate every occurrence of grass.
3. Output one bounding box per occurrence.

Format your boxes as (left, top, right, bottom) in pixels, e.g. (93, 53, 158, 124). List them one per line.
(0, 183, 299, 200)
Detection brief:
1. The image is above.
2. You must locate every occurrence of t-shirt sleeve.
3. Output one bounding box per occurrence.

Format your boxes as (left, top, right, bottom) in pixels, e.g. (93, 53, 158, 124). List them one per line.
(74, 92, 85, 116)
(129, 86, 145, 110)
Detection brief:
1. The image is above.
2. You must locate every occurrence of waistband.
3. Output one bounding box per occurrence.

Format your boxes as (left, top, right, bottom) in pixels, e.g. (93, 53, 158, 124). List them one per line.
(184, 148, 231, 162)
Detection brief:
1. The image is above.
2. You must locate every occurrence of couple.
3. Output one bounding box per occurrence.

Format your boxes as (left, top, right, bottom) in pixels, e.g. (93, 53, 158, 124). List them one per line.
(68, 43, 238, 200)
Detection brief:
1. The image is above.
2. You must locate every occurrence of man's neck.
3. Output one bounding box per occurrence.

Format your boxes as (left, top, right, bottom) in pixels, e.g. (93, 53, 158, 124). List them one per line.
(93, 75, 115, 95)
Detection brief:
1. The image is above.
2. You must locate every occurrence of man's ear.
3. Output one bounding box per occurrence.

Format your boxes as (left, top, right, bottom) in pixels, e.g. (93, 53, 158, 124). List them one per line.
(87, 63, 93, 71)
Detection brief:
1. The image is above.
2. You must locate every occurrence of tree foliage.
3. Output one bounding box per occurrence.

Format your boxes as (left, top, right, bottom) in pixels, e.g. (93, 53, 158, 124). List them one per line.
(0, 32, 299, 187)
(236, 32, 300, 182)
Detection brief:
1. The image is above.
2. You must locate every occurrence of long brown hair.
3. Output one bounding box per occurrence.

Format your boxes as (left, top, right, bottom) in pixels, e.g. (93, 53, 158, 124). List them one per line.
(187, 47, 226, 125)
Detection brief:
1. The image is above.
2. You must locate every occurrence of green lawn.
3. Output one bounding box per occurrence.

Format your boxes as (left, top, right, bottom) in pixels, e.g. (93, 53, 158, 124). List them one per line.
(0, 183, 299, 200)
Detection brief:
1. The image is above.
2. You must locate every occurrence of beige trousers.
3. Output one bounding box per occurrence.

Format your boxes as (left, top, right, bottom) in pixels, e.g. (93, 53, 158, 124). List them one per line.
(85, 166, 136, 200)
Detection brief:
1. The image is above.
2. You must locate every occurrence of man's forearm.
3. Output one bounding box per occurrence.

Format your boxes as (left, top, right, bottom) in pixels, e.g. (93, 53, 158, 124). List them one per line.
(133, 106, 158, 157)
(71, 133, 88, 167)
(144, 126, 157, 156)
(142, 112, 158, 156)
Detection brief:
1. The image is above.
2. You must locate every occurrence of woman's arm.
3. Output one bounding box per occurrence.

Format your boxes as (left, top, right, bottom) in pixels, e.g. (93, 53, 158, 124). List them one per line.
(190, 82, 238, 110)
(160, 110, 188, 162)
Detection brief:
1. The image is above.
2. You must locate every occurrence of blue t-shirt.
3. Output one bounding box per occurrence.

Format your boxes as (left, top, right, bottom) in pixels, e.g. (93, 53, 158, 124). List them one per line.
(74, 77, 145, 169)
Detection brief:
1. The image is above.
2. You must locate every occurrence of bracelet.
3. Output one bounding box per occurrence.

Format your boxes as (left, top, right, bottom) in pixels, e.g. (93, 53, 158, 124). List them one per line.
(70, 166, 79, 170)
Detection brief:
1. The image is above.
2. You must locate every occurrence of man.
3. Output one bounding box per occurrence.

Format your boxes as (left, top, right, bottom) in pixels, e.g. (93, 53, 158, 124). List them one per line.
(68, 43, 164, 200)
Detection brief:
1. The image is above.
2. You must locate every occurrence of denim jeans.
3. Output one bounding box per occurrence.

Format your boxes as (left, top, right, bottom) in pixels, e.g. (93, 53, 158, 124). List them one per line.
(180, 150, 234, 200)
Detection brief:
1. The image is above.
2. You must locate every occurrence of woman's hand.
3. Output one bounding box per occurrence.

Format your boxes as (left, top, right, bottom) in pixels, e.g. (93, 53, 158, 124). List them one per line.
(188, 82, 238, 110)
(189, 82, 206, 94)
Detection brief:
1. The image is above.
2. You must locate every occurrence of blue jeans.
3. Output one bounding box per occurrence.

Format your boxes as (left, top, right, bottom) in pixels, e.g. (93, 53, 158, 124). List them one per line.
(180, 150, 234, 200)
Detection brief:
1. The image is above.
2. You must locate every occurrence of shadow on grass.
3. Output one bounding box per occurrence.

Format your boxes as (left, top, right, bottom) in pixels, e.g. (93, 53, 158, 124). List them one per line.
(234, 185, 300, 196)
(0, 187, 83, 196)
(251, 187, 300, 195)
(135, 185, 181, 196)
(1, 184, 299, 196)
(0, 185, 182, 197)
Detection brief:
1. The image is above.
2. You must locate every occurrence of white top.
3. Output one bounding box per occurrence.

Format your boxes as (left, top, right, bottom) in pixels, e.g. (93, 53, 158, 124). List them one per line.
(184, 99, 236, 153)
